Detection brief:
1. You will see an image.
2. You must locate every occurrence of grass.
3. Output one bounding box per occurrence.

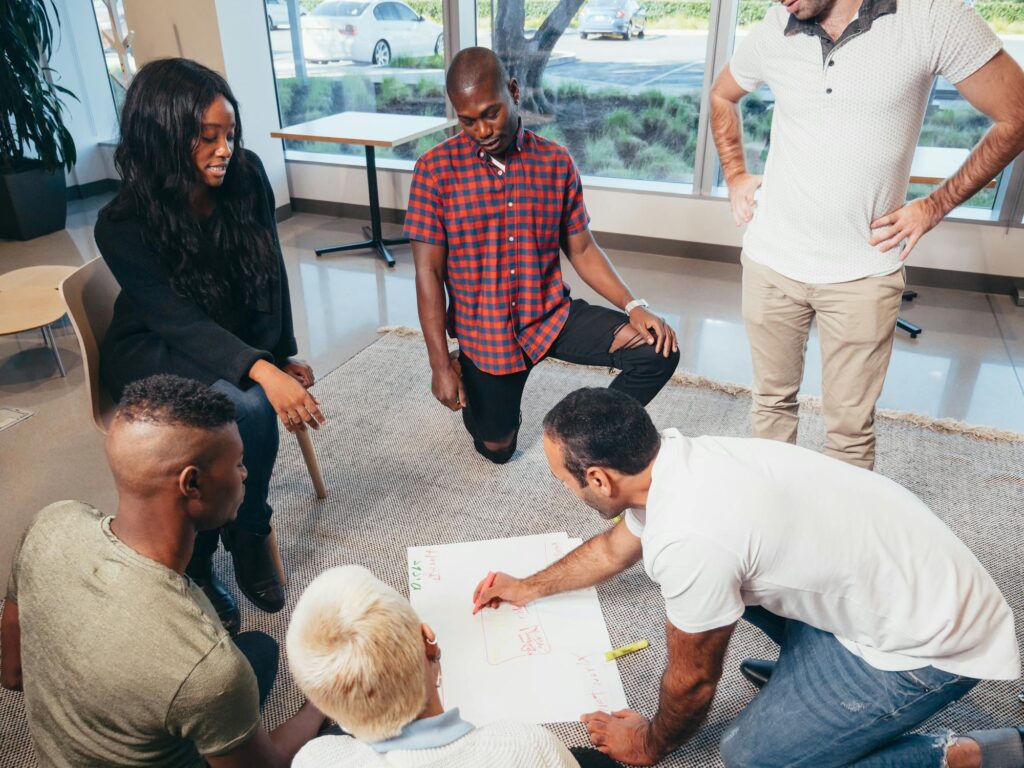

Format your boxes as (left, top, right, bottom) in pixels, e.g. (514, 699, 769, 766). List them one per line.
(391, 53, 444, 69)
(274, 65, 1005, 201)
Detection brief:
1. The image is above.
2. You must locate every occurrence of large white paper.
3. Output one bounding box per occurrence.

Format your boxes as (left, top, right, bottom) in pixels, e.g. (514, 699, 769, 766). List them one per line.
(408, 533, 628, 725)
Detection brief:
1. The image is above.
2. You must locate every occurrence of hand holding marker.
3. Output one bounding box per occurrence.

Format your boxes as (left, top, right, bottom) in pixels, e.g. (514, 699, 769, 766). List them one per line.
(472, 571, 497, 615)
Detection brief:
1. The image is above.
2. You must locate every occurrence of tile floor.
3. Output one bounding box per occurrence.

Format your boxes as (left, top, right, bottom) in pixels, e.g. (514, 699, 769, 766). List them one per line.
(2, 194, 1023, 580)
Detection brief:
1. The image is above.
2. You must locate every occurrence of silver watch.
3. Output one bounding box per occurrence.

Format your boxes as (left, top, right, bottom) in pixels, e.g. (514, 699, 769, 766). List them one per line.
(624, 298, 649, 314)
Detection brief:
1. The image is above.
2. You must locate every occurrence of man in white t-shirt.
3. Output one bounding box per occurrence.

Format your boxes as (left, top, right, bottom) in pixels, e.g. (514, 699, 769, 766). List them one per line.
(475, 388, 1021, 767)
(709, 0, 1024, 470)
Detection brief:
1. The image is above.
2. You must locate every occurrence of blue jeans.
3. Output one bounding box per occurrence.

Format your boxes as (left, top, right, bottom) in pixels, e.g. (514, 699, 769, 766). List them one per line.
(720, 607, 979, 768)
(208, 379, 279, 536)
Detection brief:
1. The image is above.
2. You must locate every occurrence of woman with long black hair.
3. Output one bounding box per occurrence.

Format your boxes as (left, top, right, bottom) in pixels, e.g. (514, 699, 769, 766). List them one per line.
(96, 58, 325, 634)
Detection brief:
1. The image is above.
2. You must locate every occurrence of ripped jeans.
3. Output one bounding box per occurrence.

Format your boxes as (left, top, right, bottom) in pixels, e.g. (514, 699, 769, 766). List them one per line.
(720, 607, 979, 768)
(459, 298, 680, 463)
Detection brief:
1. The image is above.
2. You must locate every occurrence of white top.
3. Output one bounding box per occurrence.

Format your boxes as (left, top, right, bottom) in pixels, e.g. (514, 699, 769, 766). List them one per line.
(271, 112, 456, 148)
(624, 430, 1019, 680)
(729, 0, 1001, 284)
(293, 710, 579, 768)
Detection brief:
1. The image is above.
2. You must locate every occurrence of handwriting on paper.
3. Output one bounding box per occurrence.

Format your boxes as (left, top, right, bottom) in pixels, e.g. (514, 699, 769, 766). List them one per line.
(481, 603, 552, 664)
(574, 654, 611, 710)
(408, 549, 441, 592)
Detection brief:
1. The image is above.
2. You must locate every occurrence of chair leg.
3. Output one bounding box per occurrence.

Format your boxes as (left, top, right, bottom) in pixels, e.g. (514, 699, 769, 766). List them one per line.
(295, 428, 327, 499)
(41, 325, 67, 377)
(266, 527, 287, 587)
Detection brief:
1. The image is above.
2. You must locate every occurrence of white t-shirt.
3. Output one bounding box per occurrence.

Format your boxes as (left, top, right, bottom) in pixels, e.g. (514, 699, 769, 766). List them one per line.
(293, 719, 579, 768)
(729, 0, 1001, 284)
(624, 430, 1019, 680)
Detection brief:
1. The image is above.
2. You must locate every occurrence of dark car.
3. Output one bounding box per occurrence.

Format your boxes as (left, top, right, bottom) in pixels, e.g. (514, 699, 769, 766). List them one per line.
(578, 0, 646, 39)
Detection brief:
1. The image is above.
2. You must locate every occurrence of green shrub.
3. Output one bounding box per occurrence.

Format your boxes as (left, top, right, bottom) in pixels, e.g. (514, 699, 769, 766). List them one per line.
(603, 108, 639, 134)
(536, 122, 569, 146)
(634, 144, 688, 180)
(640, 107, 669, 135)
(339, 76, 376, 112)
(556, 81, 590, 100)
(614, 134, 646, 162)
(584, 135, 619, 164)
(392, 53, 444, 69)
(379, 76, 411, 105)
(415, 77, 444, 97)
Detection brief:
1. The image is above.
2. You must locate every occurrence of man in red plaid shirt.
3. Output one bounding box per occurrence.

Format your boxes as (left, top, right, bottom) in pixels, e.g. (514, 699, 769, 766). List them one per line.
(406, 47, 680, 464)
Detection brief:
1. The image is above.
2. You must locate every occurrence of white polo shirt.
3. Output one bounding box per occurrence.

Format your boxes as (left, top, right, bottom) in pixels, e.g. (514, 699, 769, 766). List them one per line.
(624, 430, 1019, 680)
(729, 0, 1002, 284)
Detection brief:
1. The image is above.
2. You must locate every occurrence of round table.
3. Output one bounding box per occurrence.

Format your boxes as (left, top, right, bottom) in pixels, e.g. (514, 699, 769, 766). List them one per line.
(0, 265, 78, 377)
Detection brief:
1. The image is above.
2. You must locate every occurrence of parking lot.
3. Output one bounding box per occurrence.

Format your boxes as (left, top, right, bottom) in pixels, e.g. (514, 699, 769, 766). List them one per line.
(270, 25, 1024, 102)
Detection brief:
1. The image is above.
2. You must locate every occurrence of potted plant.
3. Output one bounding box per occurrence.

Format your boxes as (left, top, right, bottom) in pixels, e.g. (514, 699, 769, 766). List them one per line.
(0, 0, 77, 240)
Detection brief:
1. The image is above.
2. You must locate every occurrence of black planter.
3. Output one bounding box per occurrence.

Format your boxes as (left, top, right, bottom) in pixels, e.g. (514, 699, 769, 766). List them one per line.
(0, 161, 68, 240)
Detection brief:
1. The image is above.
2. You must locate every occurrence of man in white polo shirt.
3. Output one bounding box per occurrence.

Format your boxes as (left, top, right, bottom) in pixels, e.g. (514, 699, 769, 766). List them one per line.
(709, 0, 1024, 469)
(475, 389, 1021, 766)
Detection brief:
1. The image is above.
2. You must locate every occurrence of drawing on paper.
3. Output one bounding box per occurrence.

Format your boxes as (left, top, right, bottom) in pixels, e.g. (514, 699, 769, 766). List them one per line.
(481, 603, 552, 664)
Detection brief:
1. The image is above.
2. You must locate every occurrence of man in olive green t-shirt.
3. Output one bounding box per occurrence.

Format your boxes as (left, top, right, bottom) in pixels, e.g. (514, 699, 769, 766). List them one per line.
(1, 375, 324, 767)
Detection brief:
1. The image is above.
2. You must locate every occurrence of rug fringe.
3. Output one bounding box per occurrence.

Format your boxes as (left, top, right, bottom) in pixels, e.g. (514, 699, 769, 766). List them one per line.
(375, 326, 1024, 443)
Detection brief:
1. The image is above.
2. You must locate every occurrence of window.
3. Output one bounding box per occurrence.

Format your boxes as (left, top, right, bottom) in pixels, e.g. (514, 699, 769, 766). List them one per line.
(717, 1, 1022, 220)
(91, 0, 136, 112)
(269, 0, 447, 163)
(395, 3, 422, 22)
(478, 0, 711, 186)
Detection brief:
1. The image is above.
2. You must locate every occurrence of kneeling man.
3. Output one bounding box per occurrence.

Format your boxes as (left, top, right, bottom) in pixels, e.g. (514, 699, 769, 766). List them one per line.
(408, 47, 679, 465)
(475, 387, 1021, 767)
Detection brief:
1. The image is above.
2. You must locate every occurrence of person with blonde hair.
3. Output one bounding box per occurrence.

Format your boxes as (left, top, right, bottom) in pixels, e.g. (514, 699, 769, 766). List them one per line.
(286, 565, 583, 767)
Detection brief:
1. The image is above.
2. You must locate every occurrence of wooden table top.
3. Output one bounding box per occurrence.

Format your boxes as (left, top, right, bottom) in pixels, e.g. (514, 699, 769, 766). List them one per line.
(0, 265, 77, 335)
(272, 112, 456, 148)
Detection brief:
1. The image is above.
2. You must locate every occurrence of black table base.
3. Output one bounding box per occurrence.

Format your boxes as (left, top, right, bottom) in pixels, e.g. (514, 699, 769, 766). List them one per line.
(315, 145, 405, 267)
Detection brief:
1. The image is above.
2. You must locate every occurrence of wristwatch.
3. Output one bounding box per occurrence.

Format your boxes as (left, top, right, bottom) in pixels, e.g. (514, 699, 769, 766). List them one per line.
(624, 298, 649, 315)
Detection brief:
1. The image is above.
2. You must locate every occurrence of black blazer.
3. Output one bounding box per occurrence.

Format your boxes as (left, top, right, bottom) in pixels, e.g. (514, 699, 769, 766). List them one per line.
(97, 150, 298, 399)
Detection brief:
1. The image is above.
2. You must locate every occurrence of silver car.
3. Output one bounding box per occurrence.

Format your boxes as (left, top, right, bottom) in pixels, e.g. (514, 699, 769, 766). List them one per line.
(578, 0, 647, 39)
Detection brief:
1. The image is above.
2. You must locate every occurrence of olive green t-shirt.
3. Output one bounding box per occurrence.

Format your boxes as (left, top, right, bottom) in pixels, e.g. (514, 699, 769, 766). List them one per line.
(7, 501, 260, 767)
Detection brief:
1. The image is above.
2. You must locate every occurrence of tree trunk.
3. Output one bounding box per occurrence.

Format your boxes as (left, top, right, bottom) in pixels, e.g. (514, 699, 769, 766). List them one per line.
(492, 0, 586, 115)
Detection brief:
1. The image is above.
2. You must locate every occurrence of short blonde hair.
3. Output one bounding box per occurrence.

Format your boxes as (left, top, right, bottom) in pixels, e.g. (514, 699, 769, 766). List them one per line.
(286, 566, 427, 741)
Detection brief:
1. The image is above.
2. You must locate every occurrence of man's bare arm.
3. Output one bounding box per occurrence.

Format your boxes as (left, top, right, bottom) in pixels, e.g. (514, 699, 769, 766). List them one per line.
(474, 520, 643, 608)
(1, 598, 22, 691)
(206, 702, 325, 768)
(412, 240, 465, 410)
(646, 621, 734, 756)
(581, 621, 735, 765)
(563, 230, 635, 311)
(710, 65, 750, 185)
(563, 231, 678, 357)
(871, 51, 1024, 257)
(710, 66, 763, 226)
(933, 51, 1024, 215)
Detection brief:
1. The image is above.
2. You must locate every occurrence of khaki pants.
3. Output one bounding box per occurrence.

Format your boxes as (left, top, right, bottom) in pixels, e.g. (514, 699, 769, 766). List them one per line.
(741, 253, 905, 470)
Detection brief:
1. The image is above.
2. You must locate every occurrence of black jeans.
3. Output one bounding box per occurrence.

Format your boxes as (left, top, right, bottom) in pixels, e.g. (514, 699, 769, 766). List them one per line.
(233, 631, 279, 710)
(460, 298, 680, 463)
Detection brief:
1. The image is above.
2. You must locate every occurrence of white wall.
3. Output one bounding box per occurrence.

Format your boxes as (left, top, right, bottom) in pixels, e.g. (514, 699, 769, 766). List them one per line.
(215, 0, 289, 207)
(284, 157, 1024, 278)
(47, 0, 120, 187)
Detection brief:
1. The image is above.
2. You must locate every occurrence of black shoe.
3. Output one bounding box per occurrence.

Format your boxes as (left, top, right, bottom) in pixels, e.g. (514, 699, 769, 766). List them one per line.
(185, 540, 241, 635)
(221, 524, 286, 613)
(739, 659, 775, 689)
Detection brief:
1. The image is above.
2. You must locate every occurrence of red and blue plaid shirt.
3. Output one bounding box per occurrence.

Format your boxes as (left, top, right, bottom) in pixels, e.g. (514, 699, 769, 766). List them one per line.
(404, 125, 590, 375)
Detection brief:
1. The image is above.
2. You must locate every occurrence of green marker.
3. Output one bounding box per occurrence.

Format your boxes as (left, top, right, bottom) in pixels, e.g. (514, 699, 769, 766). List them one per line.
(605, 638, 649, 662)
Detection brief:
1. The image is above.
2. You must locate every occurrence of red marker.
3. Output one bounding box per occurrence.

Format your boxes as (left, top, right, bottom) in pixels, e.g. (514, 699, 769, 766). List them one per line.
(473, 571, 497, 615)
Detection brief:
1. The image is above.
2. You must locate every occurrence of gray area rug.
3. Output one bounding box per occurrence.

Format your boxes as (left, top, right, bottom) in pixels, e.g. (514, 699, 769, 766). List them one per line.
(2, 330, 1022, 767)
